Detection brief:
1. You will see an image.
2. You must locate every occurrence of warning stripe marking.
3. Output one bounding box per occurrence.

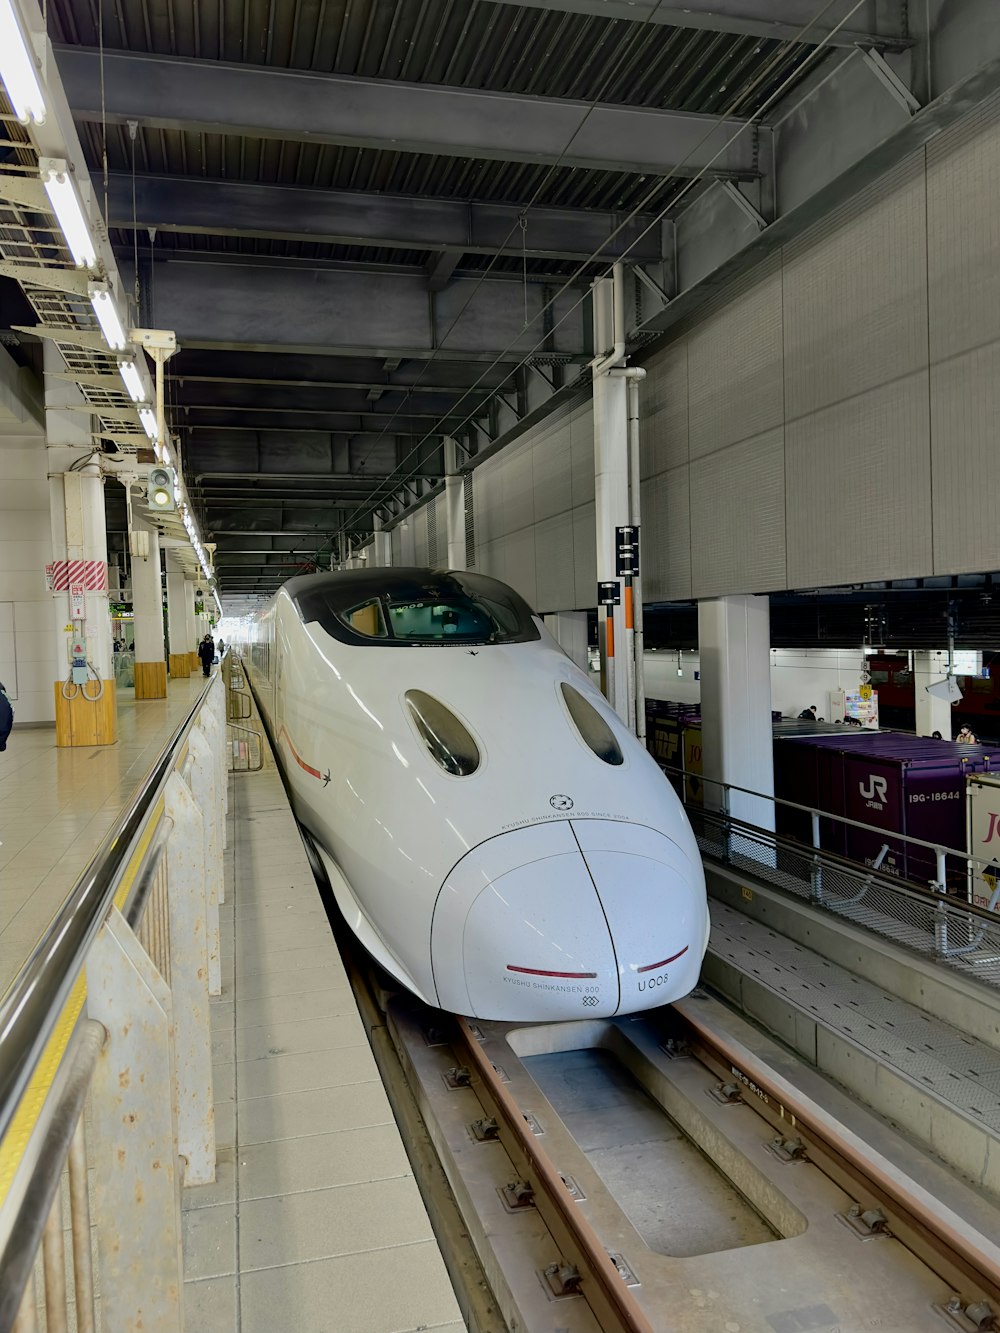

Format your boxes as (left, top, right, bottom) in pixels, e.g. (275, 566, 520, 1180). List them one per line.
(278, 725, 323, 781)
(50, 559, 108, 592)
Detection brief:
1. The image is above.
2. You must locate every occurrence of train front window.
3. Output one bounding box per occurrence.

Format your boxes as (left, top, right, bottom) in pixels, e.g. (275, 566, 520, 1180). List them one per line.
(291, 570, 541, 647)
(345, 599, 388, 638)
(387, 598, 494, 641)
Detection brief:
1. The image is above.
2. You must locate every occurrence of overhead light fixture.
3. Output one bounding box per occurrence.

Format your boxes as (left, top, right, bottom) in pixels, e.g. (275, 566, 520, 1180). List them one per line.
(139, 406, 158, 440)
(0, 0, 46, 125)
(118, 359, 146, 403)
(40, 158, 96, 268)
(89, 283, 128, 350)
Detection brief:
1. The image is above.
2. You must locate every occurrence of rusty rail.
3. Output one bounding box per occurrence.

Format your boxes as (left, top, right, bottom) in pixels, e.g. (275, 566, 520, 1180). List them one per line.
(455, 1016, 655, 1333)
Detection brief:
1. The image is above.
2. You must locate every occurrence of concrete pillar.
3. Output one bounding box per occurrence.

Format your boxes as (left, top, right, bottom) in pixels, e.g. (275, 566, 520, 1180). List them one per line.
(443, 437, 466, 571)
(165, 549, 190, 678)
(698, 595, 774, 832)
(544, 612, 589, 674)
(371, 515, 392, 568)
(184, 578, 198, 672)
(131, 512, 166, 699)
(0, 351, 54, 725)
(914, 651, 954, 738)
(398, 517, 416, 565)
(45, 347, 116, 746)
(592, 272, 630, 725)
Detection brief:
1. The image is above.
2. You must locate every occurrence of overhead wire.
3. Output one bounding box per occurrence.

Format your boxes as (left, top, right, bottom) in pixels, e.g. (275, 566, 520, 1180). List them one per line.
(320, 0, 871, 566)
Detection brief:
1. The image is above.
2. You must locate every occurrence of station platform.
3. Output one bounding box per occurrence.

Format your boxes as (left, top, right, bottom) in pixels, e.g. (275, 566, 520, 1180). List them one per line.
(0, 675, 209, 991)
(182, 757, 465, 1332)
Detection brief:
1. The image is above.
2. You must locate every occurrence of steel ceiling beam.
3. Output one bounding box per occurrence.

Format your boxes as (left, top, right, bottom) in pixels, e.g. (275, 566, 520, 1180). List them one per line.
(57, 47, 760, 179)
(483, 1, 907, 49)
(105, 173, 664, 264)
(136, 258, 589, 360)
(171, 374, 493, 398)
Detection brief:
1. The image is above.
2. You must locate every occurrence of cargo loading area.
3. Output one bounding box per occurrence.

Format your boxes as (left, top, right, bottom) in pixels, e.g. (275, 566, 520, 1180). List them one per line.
(5, 3, 1000, 1331)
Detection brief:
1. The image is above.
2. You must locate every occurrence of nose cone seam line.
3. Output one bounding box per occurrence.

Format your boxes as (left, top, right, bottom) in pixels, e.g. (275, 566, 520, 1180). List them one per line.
(569, 819, 622, 1015)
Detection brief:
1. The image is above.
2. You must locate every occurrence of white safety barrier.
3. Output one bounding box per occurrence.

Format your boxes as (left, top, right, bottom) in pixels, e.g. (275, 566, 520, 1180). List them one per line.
(0, 674, 228, 1333)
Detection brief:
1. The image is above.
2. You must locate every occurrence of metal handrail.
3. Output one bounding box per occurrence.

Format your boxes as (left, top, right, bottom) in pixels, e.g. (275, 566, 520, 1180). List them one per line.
(0, 674, 216, 1151)
(659, 760, 989, 866)
(693, 802, 1000, 926)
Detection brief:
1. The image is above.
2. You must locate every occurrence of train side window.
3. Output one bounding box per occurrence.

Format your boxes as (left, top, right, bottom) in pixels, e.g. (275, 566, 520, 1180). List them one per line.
(346, 599, 388, 638)
(405, 690, 480, 776)
(560, 683, 623, 765)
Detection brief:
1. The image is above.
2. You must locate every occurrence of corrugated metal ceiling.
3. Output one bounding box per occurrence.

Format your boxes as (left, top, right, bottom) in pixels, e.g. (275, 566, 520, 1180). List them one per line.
(50, 0, 820, 218)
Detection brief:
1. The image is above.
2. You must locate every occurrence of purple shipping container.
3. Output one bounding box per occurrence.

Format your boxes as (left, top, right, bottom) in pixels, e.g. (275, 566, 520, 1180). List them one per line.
(776, 733, 1000, 889)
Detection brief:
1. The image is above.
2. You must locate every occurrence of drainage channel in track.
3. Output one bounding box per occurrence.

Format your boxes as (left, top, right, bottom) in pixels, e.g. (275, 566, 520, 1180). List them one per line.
(387, 989, 1000, 1333)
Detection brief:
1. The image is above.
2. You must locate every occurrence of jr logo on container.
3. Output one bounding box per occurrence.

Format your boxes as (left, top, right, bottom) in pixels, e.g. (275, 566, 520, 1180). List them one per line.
(859, 774, 888, 808)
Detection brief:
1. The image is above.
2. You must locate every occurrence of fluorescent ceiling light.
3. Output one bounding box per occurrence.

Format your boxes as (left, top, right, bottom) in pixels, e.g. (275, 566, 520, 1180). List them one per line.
(0, 0, 46, 124)
(40, 158, 96, 268)
(89, 283, 128, 351)
(118, 359, 146, 403)
(139, 406, 157, 439)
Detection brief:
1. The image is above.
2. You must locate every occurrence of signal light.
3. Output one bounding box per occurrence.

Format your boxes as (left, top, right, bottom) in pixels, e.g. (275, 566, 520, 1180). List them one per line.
(147, 465, 176, 513)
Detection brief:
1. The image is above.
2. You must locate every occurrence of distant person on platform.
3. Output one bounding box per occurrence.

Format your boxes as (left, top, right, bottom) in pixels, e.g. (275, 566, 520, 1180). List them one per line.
(217, 638, 225, 656)
(0, 681, 12, 751)
(931, 730, 943, 740)
(798, 705, 818, 720)
(198, 634, 215, 678)
(957, 725, 978, 744)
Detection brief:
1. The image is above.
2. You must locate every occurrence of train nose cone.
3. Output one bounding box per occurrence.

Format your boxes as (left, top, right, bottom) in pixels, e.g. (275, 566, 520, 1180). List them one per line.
(431, 823, 620, 1020)
(571, 821, 708, 1015)
(430, 820, 707, 1020)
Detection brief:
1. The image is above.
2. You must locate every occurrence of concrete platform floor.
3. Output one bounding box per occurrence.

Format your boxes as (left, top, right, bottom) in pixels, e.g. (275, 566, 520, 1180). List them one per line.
(0, 675, 209, 992)
(182, 763, 465, 1333)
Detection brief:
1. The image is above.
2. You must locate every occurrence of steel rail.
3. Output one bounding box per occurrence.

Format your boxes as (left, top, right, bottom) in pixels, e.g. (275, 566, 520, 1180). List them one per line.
(455, 1016, 655, 1333)
(674, 1000, 1000, 1307)
(0, 675, 216, 1151)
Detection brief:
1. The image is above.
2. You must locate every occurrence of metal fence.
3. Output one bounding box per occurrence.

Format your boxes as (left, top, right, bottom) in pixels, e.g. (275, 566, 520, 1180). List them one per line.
(671, 768, 1000, 993)
(0, 674, 228, 1333)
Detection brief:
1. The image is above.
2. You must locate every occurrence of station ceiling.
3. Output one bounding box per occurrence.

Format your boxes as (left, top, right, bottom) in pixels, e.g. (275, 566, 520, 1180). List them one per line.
(33, 1, 907, 594)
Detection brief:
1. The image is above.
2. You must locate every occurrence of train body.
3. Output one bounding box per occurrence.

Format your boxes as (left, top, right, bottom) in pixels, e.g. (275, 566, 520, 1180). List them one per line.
(243, 568, 709, 1021)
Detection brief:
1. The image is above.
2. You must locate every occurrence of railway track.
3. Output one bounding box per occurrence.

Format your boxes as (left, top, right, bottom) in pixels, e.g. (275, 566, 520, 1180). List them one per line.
(359, 980, 1000, 1333)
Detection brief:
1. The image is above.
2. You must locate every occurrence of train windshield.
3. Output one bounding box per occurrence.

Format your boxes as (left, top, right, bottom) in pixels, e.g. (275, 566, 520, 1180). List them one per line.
(290, 570, 541, 647)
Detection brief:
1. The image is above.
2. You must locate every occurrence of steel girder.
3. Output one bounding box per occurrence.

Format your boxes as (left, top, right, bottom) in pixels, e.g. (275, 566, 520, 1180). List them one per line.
(56, 46, 762, 179)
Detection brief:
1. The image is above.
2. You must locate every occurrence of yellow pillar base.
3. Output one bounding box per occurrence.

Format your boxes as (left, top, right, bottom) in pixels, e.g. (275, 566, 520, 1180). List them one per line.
(54, 679, 118, 747)
(134, 660, 168, 699)
(169, 653, 191, 679)
(188, 651, 199, 672)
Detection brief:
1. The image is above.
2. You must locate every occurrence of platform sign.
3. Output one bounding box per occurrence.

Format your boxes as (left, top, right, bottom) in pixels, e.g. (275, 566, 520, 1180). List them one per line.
(615, 526, 640, 577)
(597, 580, 620, 606)
(69, 583, 86, 619)
(44, 562, 55, 591)
(859, 684, 873, 700)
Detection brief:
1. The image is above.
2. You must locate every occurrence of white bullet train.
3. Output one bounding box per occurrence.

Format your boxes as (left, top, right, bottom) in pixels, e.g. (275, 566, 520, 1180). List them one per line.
(243, 568, 709, 1021)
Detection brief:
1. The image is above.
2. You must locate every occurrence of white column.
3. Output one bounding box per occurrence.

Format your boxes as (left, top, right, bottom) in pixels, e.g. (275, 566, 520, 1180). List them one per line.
(443, 437, 466, 571)
(544, 611, 589, 674)
(164, 549, 190, 676)
(184, 578, 198, 661)
(0, 364, 54, 723)
(592, 270, 630, 725)
(371, 515, 392, 568)
(131, 512, 166, 697)
(914, 651, 954, 738)
(699, 595, 775, 831)
(398, 517, 416, 565)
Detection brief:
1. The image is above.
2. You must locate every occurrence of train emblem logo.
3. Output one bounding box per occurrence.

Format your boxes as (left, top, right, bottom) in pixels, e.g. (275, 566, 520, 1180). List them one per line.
(859, 774, 888, 808)
(549, 794, 574, 811)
